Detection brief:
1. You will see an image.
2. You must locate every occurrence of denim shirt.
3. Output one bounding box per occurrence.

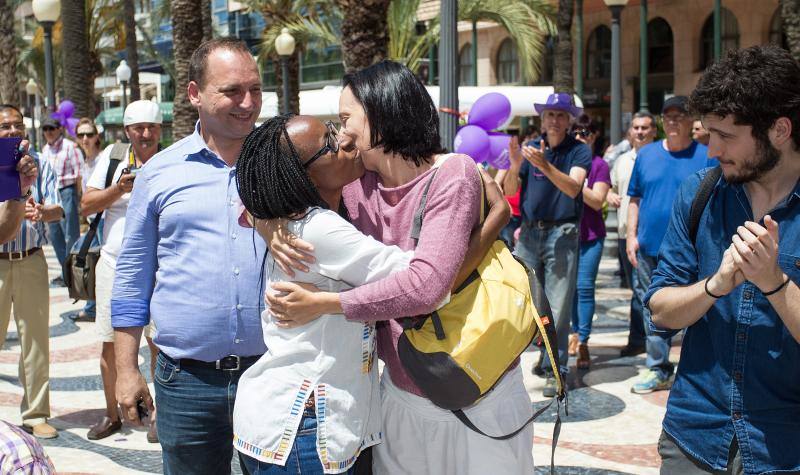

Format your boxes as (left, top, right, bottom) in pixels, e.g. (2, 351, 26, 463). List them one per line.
(646, 168, 800, 474)
(111, 124, 267, 361)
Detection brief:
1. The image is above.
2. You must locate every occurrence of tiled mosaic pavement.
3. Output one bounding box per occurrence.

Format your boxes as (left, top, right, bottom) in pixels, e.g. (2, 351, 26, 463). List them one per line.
(0, 246, 678, 474)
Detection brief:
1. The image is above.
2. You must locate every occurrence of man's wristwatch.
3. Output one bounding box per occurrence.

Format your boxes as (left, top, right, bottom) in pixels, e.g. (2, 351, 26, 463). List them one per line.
(12, 189, 32, 202)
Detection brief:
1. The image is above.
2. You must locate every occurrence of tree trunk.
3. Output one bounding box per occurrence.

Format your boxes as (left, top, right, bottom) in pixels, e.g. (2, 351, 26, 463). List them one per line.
(201, 0, 213, 42)
(783, 0, 800, 62)
(0, 0, 18, 107)
(61, 0, 94, 117)
(170, 0, 206, 139)
(123, 0, 141, 101)
(335, 0, 392, 73)
(273, 53, 300, 115)
(553, 0, 574, 94)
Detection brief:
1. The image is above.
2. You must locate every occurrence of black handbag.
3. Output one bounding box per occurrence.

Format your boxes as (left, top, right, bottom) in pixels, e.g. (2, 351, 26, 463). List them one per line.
(63, 145, 126, 301)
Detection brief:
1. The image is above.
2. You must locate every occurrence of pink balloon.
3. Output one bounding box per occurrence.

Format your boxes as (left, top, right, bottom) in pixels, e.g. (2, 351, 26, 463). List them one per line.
(58, 100, 75, 118)
(454, 125, 490, 163)
(467, 93, 512, 131)
(487, 133, 512, 170)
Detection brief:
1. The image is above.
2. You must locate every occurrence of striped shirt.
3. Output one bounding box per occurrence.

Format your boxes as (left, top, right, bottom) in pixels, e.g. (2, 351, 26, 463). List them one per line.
(41, 136, 82, 189)
(0, 153, 62, 253)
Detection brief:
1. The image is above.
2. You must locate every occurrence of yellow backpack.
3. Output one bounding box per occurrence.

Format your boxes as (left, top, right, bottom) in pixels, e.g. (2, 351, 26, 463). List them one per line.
(397, 161, 566, 450)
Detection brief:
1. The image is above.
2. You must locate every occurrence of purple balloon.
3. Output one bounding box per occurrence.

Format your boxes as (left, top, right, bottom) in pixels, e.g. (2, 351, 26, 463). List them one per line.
(454, 125, 490, 163)
(487, 133, 512, 170)
(58, 100, 75, 118)
(64, 117, 79, 138)
(467, 93, 512, 131)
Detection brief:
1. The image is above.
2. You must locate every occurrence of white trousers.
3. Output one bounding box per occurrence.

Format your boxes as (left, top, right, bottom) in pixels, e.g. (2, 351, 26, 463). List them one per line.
(374, 365, 535, 475)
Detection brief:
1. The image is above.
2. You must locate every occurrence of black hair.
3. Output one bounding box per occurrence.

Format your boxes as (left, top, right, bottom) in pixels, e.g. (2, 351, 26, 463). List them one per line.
(689, 45, 800, 150)
(571, 114, 604, 156)
(189, 37, 252, 89)
(236, 114, 327, 220)
(0, 104, 23, 119)
(342, 60, 445, 166)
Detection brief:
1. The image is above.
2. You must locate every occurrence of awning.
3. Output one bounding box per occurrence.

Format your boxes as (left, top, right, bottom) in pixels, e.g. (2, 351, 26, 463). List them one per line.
(96, 102, 174, 125)
(258, 85, 583, 122)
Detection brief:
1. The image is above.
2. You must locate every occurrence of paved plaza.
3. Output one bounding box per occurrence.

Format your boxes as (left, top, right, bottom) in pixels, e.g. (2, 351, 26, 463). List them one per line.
(0, 246, 679, 474)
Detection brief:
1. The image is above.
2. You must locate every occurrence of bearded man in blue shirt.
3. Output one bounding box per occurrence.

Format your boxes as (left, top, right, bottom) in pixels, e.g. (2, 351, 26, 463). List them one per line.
(647, 45, 800, 474)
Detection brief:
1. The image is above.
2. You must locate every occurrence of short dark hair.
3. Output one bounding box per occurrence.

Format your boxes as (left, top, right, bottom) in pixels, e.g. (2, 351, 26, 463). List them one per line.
(189, 37, 253, 89)
(236, 114, 327, 221)
(0, 104, 23, 119)
(342, 60, 445, 166)
(689, 45, 800, 150)
(632, 111, 656, 128)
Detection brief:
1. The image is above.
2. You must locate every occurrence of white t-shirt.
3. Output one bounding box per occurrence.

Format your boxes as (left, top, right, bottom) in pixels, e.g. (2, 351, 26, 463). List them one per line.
(86, 144, 129, 263)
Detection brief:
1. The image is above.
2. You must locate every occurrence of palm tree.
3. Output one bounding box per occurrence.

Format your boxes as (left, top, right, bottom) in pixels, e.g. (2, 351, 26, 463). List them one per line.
(18, 22, 64, 102)
(783, 0, 800, 62)
(244, 0, 339, 114)
(386, 0, 555, 84)
(335, 0, 391, 72)
(122, 0, 141, 101)
(171, 0, 212, 139)
(61, 0, 94, 117)
(0, 0, 18, 107)
(552, 0, 574, 93)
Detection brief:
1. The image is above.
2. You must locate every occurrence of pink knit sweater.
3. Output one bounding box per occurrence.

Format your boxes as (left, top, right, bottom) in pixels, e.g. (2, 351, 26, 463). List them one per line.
(340, 154, 481, 396)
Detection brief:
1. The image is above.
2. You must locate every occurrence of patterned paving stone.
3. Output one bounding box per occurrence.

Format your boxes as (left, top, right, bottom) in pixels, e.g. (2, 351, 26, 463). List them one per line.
(0, 246, 674, 473)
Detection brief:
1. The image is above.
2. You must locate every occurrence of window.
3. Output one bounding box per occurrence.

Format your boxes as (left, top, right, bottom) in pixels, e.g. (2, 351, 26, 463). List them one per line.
(300, 46, 345, 85)
(647, 18, 673, 74)
(536, 36, 555, 84)
(700, 8, 740, 70)
(495, 38, 519, 84)
(770, 8, 788, 49)
(459, 43, 474, 86)
(586, 25, 612, 80)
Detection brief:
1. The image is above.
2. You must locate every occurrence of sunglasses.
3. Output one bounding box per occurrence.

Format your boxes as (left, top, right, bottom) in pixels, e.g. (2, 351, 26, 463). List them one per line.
(303, 121, 339, 169)
(42, 126, 58, 132)
(77, 132, 97, 138)
(572, 128, 591, 138)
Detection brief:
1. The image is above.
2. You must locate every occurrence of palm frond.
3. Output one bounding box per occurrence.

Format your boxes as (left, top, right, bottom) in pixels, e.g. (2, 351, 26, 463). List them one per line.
(387, 0, 438, 72)
(256, 15, 340, 66)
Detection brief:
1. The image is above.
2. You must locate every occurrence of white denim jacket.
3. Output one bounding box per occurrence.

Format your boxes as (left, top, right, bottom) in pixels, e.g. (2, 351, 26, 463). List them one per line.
(233, 208, 412, 473)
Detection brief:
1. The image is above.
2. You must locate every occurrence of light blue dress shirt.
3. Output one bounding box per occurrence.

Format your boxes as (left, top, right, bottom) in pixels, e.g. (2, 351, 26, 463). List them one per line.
(111, 125, 267, 361)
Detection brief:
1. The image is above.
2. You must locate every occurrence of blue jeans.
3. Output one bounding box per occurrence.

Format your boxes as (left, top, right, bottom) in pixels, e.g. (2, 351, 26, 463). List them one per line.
(571, 238, 604, 343)
(154, 352, 257, 475)
(514, 220, 579, 374)
(500, 215, 522, 251)
(619, 239, 645, 347)
(49, 185, 80, 278)
(239, 410, 356, 475)
(633, 252, 674, 379)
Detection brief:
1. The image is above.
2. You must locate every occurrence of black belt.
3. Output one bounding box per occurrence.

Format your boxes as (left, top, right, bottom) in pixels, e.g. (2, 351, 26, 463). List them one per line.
(163, 353, 262, 371)
(526, 218, 577, 229)
(0, 247, 41, 261)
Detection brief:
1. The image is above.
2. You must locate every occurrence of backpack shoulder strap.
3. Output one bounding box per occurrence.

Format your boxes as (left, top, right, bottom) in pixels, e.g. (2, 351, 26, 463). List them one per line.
(688, 166, 722, 244)
(409, 168, 440, 242)
(108, 143, 129, 162)
(78, 152, 124, 265)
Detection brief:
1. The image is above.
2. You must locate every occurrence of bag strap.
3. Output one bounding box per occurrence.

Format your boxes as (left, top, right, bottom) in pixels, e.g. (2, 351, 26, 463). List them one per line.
(410, 168, 440, 242)
(453, 395, 565, 474)
(688, 166, 722, 244)
(75, 156, 122, 267)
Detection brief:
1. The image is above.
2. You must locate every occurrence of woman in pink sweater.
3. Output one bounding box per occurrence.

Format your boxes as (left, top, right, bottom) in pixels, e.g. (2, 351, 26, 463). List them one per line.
(266, 61, 535, 474)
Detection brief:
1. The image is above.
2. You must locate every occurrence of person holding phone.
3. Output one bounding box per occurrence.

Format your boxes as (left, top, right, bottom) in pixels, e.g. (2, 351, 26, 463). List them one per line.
(501, 93, 592, 397)
(0, 104, 64, 439)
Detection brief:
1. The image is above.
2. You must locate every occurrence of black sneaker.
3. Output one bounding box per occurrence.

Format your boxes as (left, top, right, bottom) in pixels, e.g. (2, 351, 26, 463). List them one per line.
(532, 352, 545, 377)
(542, 376, 557, 398)
(49, 276, 65, 288)
(620, 344, 646, 357)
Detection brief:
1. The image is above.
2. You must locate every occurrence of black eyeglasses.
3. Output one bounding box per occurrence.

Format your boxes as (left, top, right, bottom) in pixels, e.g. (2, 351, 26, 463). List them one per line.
(303, 121, 339, 169)
(42, 126, 57, 132)
(77, 132, 97, 138)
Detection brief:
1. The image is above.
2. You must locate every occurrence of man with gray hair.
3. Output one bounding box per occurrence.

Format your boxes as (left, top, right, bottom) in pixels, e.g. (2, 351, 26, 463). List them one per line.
(80, 99, 164, 442)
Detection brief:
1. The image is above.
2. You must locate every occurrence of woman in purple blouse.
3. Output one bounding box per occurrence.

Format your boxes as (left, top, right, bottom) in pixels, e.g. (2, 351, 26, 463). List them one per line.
(569, 115, 611, 369)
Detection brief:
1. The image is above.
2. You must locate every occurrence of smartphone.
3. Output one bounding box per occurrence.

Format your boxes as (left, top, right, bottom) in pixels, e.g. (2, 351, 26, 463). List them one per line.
(0, 137, 23, 202)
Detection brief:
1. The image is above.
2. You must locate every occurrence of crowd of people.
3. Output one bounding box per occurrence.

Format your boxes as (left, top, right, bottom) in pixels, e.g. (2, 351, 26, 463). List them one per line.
(0, 39, 798, 475)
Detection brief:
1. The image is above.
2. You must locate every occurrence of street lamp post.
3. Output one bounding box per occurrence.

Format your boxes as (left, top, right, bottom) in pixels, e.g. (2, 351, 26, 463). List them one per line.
(32, 0, 60, 112)
(576, 0, 584, 98)
(25, 79, 38, 151)
(116, 60, 132, 112)
(439, 0, 458, 149)
(604, 0, 628, 145)
(639, 0, 648, 112)
(275, 28, 296, 115)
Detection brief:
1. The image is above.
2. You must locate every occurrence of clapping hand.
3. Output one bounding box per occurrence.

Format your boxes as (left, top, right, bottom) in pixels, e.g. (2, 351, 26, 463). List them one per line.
(24, 197, 44, 222)
(730, 216, 785, 293)
(521, 140, 548, 170)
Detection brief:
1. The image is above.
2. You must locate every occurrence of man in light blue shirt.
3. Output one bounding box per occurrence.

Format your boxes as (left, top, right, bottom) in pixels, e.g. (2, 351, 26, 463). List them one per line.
(111, 38, 266, 474)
